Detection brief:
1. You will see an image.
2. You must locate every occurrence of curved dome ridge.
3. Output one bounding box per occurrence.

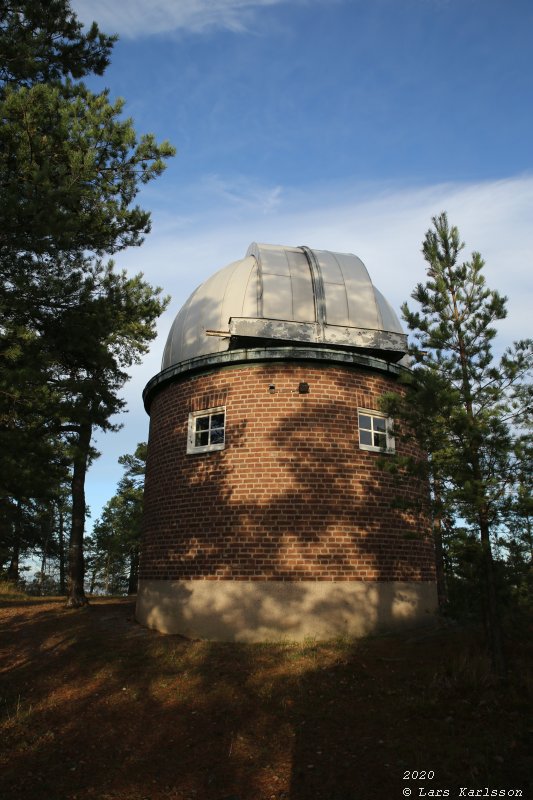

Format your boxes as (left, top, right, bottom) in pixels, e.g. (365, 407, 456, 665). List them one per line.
(161, 243, 407, 370)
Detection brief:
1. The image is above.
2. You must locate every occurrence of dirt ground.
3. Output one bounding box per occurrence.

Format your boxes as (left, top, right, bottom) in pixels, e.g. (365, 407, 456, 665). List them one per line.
(0, 596, 531, 800)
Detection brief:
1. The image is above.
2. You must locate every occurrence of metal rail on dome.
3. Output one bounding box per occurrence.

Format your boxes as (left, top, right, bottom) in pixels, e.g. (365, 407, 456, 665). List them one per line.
(300, 245, 327, 334)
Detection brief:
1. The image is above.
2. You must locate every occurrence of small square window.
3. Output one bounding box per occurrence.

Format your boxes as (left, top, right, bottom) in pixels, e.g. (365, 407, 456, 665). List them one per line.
(187, 407, 226, 454)
(358, 409, 394, 453)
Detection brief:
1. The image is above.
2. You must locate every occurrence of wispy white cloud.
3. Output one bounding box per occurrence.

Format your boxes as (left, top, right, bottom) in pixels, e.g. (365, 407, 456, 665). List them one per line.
(198, 173, 284, 212)
(72, 0, 291, 38)
(125, 173, 533, 344)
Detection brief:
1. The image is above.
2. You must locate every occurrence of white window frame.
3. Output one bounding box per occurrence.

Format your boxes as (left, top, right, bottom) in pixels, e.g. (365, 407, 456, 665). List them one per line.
(187, 406, 226, 454)
(357, 408, 395, 453)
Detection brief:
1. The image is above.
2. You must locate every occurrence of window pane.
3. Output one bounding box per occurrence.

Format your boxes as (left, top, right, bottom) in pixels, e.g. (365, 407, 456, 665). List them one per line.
(360, 430, 372, 445)
(195, 430, 209, 447)
(373, 417, 386, 432)
(359, 414, 372, 430)
(374, 432, 387, 448)
(188, 407, 227, 454)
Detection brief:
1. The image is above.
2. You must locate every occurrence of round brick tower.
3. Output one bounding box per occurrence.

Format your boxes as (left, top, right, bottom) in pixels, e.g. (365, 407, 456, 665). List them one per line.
(136, 243, 438, 641)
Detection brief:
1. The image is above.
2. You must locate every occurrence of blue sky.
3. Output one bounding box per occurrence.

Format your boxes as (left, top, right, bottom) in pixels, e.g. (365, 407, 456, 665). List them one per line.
(69, 0, 533, 528)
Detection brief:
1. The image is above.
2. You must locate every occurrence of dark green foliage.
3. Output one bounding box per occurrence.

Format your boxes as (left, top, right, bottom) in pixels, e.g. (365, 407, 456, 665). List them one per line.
(0, 1, 174, 604)
(495, 437, 533, 616)
(381, 213, 532, 675)
(88, 443, 146, 595)
(0, 84, 173, 258)
(0, 0, 115, 87)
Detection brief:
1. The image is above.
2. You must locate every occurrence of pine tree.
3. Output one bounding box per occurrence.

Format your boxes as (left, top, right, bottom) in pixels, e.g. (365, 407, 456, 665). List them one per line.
(0, 0, 115, 87)
(54, 269, 167, 605)
(0, 2, 174, 605)
(90, 443, 147, 595)
(388, 213, 532, 676)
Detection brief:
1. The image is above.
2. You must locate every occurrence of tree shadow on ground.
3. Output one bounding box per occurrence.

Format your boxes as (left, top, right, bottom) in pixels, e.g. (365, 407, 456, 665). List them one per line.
(1, 598, 531, 800)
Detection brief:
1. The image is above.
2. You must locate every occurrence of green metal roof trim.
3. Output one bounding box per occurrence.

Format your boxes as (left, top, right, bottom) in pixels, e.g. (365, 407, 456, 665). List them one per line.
(143, 345, 406, 413)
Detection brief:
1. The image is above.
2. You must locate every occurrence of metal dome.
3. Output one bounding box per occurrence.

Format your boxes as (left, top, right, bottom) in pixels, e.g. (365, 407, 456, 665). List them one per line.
(162, 243, 407, 370)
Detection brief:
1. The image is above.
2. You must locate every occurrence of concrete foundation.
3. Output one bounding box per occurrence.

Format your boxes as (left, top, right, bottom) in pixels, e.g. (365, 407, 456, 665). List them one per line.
(136, 579, 439, 642)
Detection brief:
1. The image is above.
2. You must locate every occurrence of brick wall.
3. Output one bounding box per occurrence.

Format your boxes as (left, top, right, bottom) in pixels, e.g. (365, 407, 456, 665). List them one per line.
(140, 361, 436, 583)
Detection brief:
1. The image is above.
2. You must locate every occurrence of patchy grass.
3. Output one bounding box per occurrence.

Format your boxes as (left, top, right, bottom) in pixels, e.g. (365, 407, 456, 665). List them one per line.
(0, 578, 28, 601)
(0, 596, 530, 800)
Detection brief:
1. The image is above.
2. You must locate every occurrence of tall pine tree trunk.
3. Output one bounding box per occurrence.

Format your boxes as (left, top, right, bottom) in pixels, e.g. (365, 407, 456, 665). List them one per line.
(6, 500, 22, 582)
(58, 503, 66, 595)
(66, 423, 91, 607)
(40, 510, 52, 595)
(467, 429, 506, 677)
(128, 545, 139, 595)
(478, 508, 505, 677)
(432, 479, 447, 609)
(449, 273, 505, 678)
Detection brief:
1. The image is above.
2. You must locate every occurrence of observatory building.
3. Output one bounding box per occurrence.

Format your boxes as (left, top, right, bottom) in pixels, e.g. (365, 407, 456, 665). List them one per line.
(136, 243, 438, 641)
